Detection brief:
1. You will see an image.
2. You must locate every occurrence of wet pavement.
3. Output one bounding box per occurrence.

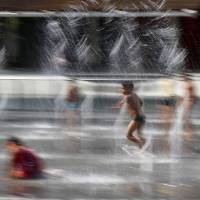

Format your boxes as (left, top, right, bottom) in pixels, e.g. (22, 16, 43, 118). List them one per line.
(0, 108, 200, 200)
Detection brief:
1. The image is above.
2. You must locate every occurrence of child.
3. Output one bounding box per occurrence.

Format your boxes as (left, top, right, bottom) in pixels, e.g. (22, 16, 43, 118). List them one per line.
(114, 81, 146, 148)
(5, 137, 44, 179)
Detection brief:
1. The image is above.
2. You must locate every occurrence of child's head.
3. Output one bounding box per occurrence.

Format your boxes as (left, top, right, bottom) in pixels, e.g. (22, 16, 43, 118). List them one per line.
(121, 81, 134, 95)
(5, 137, 24, 154)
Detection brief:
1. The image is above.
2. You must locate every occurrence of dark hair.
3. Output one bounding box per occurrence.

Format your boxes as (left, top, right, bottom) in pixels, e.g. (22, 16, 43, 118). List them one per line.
(6, 137, 24, 146)
(121, 81, 134, 91)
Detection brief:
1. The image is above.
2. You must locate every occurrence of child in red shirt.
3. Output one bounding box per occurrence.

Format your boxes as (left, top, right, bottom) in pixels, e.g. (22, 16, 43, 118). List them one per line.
(5, 137, 44, 179)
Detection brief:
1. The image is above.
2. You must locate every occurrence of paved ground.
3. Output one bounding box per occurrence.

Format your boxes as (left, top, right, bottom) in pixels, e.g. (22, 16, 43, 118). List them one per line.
(0, 106, 200, 200)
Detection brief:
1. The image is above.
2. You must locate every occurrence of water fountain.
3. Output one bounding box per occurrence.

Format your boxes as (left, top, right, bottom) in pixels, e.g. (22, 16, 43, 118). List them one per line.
(113, 102, 127, 153)
(33, 1, 187, 75)
(0, 0, 199, 199)
(33, 0, 189, 167)
(41, 19, 67, 74)
(37, 0, 188, 183)
(0, 47, 6, 67)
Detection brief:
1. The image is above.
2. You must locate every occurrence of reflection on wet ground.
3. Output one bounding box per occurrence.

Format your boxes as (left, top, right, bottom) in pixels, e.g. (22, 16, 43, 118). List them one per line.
(0, 110, 200, 200)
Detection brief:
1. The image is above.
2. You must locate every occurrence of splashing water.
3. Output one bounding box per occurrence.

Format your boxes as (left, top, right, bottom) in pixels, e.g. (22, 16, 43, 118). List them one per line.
(29, 0, 179, 75)
(169, 95, 188, 158)
(36, 0, 188, 156)
(37, 0, 185, 75)
(81, 94, 94, 122)
(113, 102, 127, 153)
(41, 20, 67, 74)
(0, 47, 6, 66)
(113, 102, 126, 132)
(108, 18, 143, 73)
(105, 0, 166, 11)
(159, 40, 187, 73)
(72, 0, 166, 11)
(80, 82, 96, 126)
(0, 93, 8, 111)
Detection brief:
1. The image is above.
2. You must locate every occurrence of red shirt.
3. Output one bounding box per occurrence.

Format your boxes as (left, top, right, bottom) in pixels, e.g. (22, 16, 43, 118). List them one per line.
(12, 147, 43, 179)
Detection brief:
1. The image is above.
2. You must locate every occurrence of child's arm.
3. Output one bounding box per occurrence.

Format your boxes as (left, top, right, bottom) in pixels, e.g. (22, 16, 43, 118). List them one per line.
(10, 169, 25, 178)
(112, 97, 126, 109)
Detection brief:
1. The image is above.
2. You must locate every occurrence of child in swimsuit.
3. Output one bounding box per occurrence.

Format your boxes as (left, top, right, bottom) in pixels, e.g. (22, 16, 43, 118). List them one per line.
(113, 81, 146, 148)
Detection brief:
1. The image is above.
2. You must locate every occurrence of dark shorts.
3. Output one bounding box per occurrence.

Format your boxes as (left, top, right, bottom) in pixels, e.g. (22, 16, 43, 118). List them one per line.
(160, 98, 176, 106)
(133, 115, 146, 123)
(25, 172, 45, 180)
(65, 102, 79, 110)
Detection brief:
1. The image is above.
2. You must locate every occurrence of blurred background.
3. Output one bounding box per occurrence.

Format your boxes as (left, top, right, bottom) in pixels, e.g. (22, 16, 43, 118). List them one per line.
(0, 1, 198, 74)
(0, 1, 199, 200)
(0, 15, 199, 73)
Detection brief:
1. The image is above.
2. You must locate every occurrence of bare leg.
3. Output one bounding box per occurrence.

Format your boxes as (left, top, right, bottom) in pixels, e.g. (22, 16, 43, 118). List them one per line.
(65, 110, 75, 128)
(183, 100, 194, 139)
(126, 120, 145, 148)
(160, 104, 174, 152)
(160, 105, 173, 135)
(137, 122, 146, 147)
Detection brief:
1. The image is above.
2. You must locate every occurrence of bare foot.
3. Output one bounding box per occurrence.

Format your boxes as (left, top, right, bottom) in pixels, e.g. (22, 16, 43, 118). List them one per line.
(138, 138, 146, 149)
